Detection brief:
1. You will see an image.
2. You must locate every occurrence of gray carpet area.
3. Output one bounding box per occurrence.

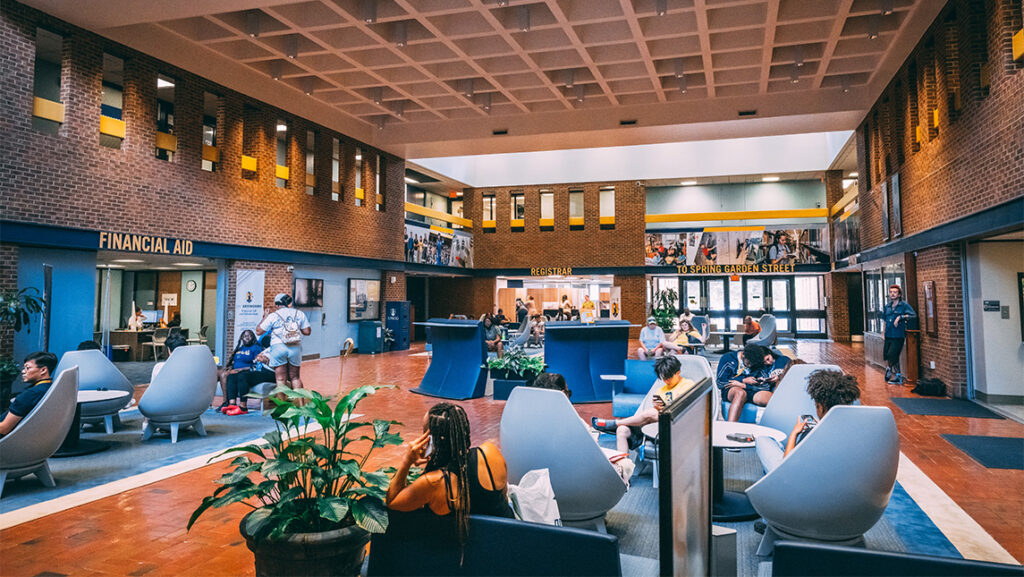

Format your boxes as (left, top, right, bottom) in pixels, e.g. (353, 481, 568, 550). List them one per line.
(601, 442, 927, 577)
(113, 361, 160, 386)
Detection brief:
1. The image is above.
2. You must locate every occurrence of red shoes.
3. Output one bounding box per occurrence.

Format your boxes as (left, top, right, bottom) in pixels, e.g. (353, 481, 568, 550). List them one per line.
(219, 404, 248, 415)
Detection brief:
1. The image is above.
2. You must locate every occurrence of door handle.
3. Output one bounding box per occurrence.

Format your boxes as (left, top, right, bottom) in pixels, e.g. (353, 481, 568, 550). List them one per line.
(322, 313, 327, 326)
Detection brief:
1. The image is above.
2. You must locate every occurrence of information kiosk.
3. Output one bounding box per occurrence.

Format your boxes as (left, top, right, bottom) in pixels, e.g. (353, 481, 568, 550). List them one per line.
(412, 318, 488, 400)
(543, 320, 634, 403)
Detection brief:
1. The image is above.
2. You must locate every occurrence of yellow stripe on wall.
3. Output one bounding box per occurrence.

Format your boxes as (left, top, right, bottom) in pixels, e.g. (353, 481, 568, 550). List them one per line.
(99, 116, 126, 138)
(645, 208, 827, 223)
(355, 188, 365, 200)
(155, 131, 177, 152)
(539, 218, 555, 227)
(703, 225, 765, 232)
(830, 190, 858, 216)
(569, 217, 585, 226)
(241, 155, 257, 172)
(202, 145, 220, 163)
(599, 216, 615, 225)
(482, 220, 496, 228)
(275, 164, 290, 180)
(430, 225, 454, 234)
(404, 202, 473, 228)
(510, 219, 525, 228)
(32, 97, 64, 123)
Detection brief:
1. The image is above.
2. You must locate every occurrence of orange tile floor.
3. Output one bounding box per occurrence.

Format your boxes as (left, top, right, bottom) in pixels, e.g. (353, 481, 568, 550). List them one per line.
(0, 341, 1020, 576)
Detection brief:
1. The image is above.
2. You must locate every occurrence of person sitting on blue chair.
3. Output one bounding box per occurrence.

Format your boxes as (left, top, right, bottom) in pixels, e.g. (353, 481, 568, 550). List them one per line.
(717, 343, 790, 422)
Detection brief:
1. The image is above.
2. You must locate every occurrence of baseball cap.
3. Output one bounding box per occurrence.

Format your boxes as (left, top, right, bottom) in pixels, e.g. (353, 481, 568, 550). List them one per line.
(647, 316, 657, 324)
(274, 293, 290, 305)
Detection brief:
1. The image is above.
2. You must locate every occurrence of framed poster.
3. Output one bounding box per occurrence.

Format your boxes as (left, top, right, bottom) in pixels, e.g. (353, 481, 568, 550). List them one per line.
(880, 179, 890, 242)
(891, 173, 902, 238)
(923, 280, 937, 336)
(348, 278, 381, 322)
(1018, 273, 1024, 341)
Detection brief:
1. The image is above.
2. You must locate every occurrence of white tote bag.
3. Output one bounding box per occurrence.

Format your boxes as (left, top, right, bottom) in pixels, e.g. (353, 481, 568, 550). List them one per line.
(507, 468, 561, 526)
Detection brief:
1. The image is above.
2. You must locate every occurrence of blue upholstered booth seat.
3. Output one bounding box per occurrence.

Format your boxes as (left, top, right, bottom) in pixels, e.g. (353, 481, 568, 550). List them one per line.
(610, 359, 657, 417)
(721, 400, 760, 423)
(367, 513, 622, 576)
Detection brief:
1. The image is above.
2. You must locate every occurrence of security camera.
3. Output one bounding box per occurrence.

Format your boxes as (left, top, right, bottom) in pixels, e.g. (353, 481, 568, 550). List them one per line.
(636, 180, 644, 187)
(286, 265, 294, 272)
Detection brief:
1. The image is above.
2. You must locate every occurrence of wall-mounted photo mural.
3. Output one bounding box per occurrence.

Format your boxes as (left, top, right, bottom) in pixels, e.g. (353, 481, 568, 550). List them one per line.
(404, 221, 474, 268)
(644, 227, 829, 267)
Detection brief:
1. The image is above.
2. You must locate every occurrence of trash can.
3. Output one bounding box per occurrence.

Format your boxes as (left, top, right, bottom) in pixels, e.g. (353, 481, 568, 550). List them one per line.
(110, 345, 130, 362)
(358, 321, 383, 354)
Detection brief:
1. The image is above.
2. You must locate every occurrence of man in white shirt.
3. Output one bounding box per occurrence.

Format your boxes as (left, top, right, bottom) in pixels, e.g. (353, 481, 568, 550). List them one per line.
(637, 317, 665, 360)
(256, 293, 312, 392)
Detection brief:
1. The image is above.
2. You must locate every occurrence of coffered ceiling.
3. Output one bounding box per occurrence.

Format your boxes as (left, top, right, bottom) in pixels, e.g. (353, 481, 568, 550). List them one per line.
(23, 0, 944, 158)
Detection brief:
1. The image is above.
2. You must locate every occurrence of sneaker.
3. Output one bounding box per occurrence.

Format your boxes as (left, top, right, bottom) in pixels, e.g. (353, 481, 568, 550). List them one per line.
(219, 403, 237, 413)
(591, 417, 618, 434)
(754, 520, 766, 534)
(884, 367, 893, 382)
(224, 405, 243, 416)
(236, 405, 249, 414)
(217, 403, 230, 413)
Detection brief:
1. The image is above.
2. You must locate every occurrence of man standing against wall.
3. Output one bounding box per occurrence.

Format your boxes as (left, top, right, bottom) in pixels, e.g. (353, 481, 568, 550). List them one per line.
(882, 285, 916, 384)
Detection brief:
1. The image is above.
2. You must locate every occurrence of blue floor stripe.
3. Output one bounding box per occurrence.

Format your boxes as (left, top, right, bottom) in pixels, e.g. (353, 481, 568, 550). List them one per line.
(883, 481, 962, 558)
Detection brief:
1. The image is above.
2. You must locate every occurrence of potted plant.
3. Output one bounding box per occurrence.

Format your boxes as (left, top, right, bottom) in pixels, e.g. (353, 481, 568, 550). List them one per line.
(0, 288, 44, 412)
(188, 385, 403, 577)
(381, 327, 395, 352)
(486, 346, 546, 401)
(651, 287, 679, 334)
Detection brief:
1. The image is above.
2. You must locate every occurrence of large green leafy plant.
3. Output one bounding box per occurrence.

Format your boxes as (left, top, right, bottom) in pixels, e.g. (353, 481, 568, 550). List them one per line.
(485, 345, 546, 379)
(651, 287, 679, 333)
(0, 288, 45, 332)
(188, 385, 403, 540)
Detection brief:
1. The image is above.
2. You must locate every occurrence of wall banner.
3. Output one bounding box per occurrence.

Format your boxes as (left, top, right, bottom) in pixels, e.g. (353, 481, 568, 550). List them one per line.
(644, 226, 829, 268)
(404, 220, 474, 268)
(234, 269, 264, 344)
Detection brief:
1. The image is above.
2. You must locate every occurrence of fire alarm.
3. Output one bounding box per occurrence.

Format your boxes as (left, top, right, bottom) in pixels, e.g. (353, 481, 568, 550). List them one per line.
(390, 276, 396, 284)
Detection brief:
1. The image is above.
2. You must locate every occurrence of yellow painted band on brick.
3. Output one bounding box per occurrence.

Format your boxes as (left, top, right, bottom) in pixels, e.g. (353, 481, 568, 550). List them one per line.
(376, 193, 384, 205)
(932, 109, 939, 128)
(830, 190, 859, 216)
(482, 220, 496, 228)
(599, 216, 615, 225)
(275, 164, 289, 180)
(430, 225, 454, 234)
(510, 219, 525, 227)
(839, 211, 852, 222)
(539, 218, 555, 227)
(569, 217, 585, 226)
(155, 131, 177, 152)
(202, 144, 220, 163)
(703, 226, 765, 232)
(331, 181, 341, 193)
(645, 208, 827, 223)
(915, 126, 923, 143)
(355, 188, 365, 200)
(1014, 29, 1024, 62)
(241, 155, 257, 172)
(32, 97, 64, 123)
(305, 173, 316, 187)
(99, 115, 126, 139)
(404, 202, 474, 228)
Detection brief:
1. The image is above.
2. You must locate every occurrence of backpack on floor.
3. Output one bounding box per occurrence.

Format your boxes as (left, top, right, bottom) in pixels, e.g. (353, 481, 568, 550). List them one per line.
(913, 377, 946, 397)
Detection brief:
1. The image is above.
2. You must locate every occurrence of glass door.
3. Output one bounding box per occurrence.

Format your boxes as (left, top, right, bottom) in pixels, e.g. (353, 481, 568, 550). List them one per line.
(793, 276, 826, 337)
(682, 280, 703, 312)
(769, 277, 791, 333)
(727, 278, 744, 330)
(706, 279, 726, 331)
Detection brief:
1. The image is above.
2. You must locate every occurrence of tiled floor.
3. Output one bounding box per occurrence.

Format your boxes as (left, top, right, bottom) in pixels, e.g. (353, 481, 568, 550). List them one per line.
(0, 341, 1020, 576)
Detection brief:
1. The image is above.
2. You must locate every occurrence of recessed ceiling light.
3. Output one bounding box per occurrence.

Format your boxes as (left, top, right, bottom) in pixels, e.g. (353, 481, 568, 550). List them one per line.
(157, 78, 174, 89)
(112, 259, 144, 263)
(762, 176, 780, 182)
(174, 262, 202, 266)
(848, 172, 858, 177)
(153, 267, 174, 270)
(681, 180, 698, 186)
(100, 264, 124, 269)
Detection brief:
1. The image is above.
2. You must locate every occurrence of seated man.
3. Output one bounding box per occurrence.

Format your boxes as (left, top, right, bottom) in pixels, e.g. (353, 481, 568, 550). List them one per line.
(637, 317, 665, 360)
(531, 372, 635, 486)
(0, 352, 58, 436)
(482, 315, 504, 359)
(717, 343, 790, 422)
(590, 356, 693, 456)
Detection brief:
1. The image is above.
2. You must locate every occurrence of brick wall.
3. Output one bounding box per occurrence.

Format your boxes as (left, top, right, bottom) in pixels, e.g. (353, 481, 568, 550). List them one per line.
(0, 3, 405, 264)
(468, 181, 646, 269)
(382, 270, 406, 303)
(428, 277, 496, 320)
(0, 244, 19, 357)
(613, 274, 647, 340)
(824, 170, 852, 342)
(914, 245, 968, 397)
(856, 0, 1024, 252)
(223, 260, 292, 353)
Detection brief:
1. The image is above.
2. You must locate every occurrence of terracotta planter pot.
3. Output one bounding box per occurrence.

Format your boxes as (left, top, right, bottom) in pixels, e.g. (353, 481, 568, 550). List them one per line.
(240, 512, 370, 577)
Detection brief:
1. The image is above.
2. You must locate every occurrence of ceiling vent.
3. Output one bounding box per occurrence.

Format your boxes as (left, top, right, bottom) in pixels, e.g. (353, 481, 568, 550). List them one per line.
(619, 119, 637, 126)
(492, 128, 508, 135)
(738, 110, 757, 117)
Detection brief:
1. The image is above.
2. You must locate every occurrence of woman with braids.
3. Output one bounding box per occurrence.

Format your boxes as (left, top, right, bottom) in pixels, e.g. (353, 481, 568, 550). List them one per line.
(387, 403, 513, 545)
